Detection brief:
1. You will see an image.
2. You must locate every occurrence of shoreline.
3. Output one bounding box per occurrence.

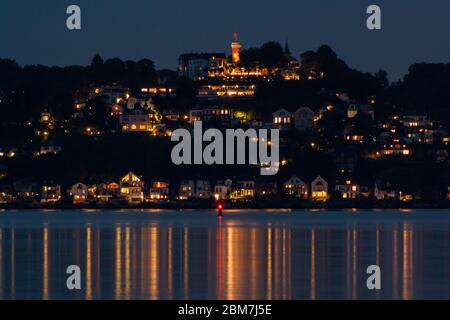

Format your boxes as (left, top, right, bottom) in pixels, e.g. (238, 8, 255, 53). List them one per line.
(1, 199, 450, 211)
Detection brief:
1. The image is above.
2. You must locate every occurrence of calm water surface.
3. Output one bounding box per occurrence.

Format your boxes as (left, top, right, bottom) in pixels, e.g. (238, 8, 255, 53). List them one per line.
(0, 209, 449, 300)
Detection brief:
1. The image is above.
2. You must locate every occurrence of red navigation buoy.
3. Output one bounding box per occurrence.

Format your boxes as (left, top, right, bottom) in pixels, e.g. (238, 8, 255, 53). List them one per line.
(217, 203, 224, 217)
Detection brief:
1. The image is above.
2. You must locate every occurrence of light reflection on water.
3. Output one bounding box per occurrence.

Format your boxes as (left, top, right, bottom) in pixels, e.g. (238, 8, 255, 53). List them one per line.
(0, 209, 449, 300)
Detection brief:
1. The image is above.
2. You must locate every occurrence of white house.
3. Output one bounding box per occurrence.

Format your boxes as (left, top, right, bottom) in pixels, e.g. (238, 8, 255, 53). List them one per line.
(120, 172, 144, 204)
(214, 179, 232, 200)
(311, 176, 328, 202)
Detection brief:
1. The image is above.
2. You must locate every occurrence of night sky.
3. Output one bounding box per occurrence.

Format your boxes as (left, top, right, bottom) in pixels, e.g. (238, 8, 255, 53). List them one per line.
(1, 0, 450, 80)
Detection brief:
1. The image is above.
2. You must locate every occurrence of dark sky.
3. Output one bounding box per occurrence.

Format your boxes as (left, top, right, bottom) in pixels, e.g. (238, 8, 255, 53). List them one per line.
(1, 0, 450, 80)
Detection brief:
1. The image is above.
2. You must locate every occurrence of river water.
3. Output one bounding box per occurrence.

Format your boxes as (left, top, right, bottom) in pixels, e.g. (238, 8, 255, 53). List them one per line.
(0, 209, 449, 300)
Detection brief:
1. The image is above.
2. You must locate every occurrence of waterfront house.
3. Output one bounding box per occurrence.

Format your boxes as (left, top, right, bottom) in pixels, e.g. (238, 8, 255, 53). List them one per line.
(310, 176, 328, 202)
(283, 176, 308, 199)
(41, 182, 61, 203)
(120, 172, 144, 204)
(179, 180, 195, 200)
(214, 179, 232, 200)
(195, 180, 212, 199)
(374, 184, 397, 200)
(148, 181, 170, 202)
(230, 180, 255, 200)
(335, 178, 370, 199)
(256, 180, 278, 196)
(13, 180, 39, 200)
(97, 182, 120, 202)
(68, 182, 89, 204)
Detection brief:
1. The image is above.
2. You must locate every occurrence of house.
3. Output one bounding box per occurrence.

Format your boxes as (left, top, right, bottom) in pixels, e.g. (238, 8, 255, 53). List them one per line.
(148, 181, 170, 201)
(13, 180, 39, 200)
(41, 182, 61, 203)
(97, 182, 120, 202)
(140, 87, 177, 97)
(374, 184, 397, 200)
(120, 172, 144, 204)
(120, 108, 158, 133)
(402, 115, 433, 128)
(273, 109, 293, 128)
(91, 85, 129, 104)
(334, 149, 358, 173)
(256, 180, 278, 196)
(179, 180, 195, 200)
(197, 85, 255, 100)
(347, 104, 374, 120)
(214, 179, 232, 200)
(40, 112, 53, 124)
(162, 110, 180, 121)
(195, 180, 212, 199)
(178, 53, 226, 80)
(294, 107, 314, 131)
(310, 176, 328, 202)
(335, 178, 370, 199)
(188, 106, 233, 125)
(0, 190, 14, 204)
(68, 182, 89, 204)
(230, 180, 255, 200)
(380, 138, 411, 157)
(283, 176, 308, 199)
(39, 145, 62, 155)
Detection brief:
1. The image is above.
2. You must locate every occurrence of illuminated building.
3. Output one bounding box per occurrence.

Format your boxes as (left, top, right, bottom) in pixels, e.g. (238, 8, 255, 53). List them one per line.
(345, 135, 365, 143)
(178, 180, 195, 200)
(120, 172, 144, 204)
(148, 181, 170, 202)
(214, 179, 232, 200)
(120, 107, 158, 133)
(178, 53, 226, 80)
(195, 180, 212, 199)
(197, 85, 255, 100)
(13, 180, 39, 200)
(283, 176, 308, 199)
(111, 104, 123, 116)
(97, 182, 120, 202)
(402, 115, 432, 128)
(380, 139, 411, 157)
(374, 184, 397, 200)
(140, 87, 177, 97)
(41, 182, 61, 203)
(39, 145, 62, 155)
(91, 85, 129, 104)
(230, 180, 255, 200)
(68, 182, 89, 204)
(335, 178, 370, 199)
(310, 176, 328, 202)
(273, 109, 293, 129)
(40, 112, 53, 124)
(347, 104, 375, 120)
(188, 106, 234, 124)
